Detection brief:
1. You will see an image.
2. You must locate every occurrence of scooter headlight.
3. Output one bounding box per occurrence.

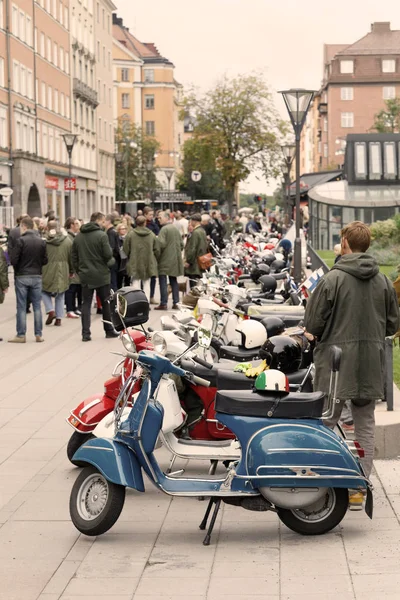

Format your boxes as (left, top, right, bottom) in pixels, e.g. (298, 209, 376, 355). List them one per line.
(121, 333, 136, 354)
(152, 333, 167, 356)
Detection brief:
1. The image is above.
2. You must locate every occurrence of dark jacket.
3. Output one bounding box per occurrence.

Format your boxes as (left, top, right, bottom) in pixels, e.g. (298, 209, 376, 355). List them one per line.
(42, 231, 73, 294)
(106, 226, 120, 263)
(304, 253, 399, 402)
(67, 231, 80, 284)
(146, 219, 160, 235)
(184, 225, 208, 276)
(157, 224, 184, 277)
(246, 220, 262, 235)
(123, 227, 159, 280)
(10, 230, 48, 277)
(71, 222, 115, 289)
(0, 247, 9, 304)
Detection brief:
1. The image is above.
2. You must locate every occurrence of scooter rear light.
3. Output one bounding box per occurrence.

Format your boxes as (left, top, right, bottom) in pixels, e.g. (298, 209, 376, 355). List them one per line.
(354, 440, 365, 459)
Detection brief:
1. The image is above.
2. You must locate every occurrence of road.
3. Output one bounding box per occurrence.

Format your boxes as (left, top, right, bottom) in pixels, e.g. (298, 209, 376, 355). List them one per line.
(0, 284, 400, 599)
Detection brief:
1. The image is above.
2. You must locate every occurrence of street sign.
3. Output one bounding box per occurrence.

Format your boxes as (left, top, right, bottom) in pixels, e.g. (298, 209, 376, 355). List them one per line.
(45, 176, 59, 190)
(64, 178, 77, 191)
(0, 187, 13, 197)
(191, 170, 202, 182)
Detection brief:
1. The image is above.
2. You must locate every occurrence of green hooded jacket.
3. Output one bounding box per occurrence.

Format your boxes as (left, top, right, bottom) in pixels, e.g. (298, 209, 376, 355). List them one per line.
(71, 222, 115, 289)
(42, 231, 73, 294)
(0, 247, 9, 304)
(67, 230, 80, 285)
(123, 226, 159, 280)
(157, 223, 184, 277)
(184, 225, 208, 276)
(304, 253, 399, 402)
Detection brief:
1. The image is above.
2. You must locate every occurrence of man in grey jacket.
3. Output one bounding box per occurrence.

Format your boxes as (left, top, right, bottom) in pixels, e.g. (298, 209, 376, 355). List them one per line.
(304, 221, 399, 479)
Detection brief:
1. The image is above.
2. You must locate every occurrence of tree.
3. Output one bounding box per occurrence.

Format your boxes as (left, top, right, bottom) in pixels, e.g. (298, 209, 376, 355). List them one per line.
(115, 119, 161, 203)
(372, 98, 400, 133)
(186, 74, 288, 213)
(177, 136, 225, 201)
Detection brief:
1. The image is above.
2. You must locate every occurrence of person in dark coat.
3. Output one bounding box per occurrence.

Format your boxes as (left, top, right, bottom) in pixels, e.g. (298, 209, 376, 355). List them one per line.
(0, 245, 9, 341)
(155, 211, 184, 310)
(185, 214, 208, 288)
(246, 215, 262, 235)
(116, 223, 130, 289)
(143, 207, 159, 304)
(304, 221, 399, 478)
(105, 214, 120, 292)
(123, 215, 159, 300)
(71, 212, 117, 342)
(64, 217, 82, 318)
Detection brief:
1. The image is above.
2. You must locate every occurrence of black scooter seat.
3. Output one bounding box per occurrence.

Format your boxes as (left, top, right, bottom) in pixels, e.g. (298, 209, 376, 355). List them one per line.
(219, 346, 260, 362)
(216, 367, 312, 393)
(215, 389, 325, 419)
(270, 272, 288, 280)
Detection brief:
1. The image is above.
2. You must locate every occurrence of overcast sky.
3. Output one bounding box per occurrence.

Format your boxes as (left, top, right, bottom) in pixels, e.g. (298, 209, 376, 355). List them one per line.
(117, 0, 400, 194)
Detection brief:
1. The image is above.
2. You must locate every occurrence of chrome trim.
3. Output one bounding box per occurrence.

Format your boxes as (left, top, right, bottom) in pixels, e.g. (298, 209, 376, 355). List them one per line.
(256, 465, 361, 476)
(235, 473, 367, 482)
(84, 446, 113, 452)
(265, 448, 340, 455)
(111, 358, 125, 377)
(79, 398, 102, 418)
(66, 415, 101, 428)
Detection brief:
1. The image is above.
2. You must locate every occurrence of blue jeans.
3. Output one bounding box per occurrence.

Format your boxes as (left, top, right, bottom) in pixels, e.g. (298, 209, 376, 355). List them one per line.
(15, 276, 43, 337)
(150, 276, 156, 299)
(159, 275, 179, 306)
(42, 291, 65, 319)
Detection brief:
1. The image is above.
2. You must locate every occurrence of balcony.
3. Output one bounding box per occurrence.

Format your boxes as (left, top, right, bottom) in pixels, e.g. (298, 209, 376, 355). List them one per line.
(318, 102, 328, 115)
(73, 78, 98, 107)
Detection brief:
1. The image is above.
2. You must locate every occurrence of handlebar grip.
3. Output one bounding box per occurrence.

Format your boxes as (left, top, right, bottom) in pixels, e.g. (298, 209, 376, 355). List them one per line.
(193, 355, 214, 370)
(126, 351, 139, 361)
(191, 374, 211, 387)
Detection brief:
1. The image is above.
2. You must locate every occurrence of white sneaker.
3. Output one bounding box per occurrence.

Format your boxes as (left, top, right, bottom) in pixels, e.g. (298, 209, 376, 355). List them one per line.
(67, 311, 79, 319)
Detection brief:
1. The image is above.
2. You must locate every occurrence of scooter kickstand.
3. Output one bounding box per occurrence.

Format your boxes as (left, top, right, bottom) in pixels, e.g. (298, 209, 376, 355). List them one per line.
(166, 455, 176, 475)
(199, 498, 214, 530)
(202, 499, 221, 546)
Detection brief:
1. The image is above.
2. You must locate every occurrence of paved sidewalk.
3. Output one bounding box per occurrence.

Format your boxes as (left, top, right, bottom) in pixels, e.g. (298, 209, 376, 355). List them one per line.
(0, 286, 400, 600)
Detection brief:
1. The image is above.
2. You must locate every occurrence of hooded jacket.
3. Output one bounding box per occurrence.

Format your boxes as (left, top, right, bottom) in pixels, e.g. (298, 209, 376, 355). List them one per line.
(0, 247, 9, 304)
(304, 253, 399, 402)
(123, 226, 159, 280)
(184, 225, 208, 276)
(42, 231, 72, 294)
(10, 229, 47, 277)
(157, 223, 184, 277)
(71, 222, 115, 289)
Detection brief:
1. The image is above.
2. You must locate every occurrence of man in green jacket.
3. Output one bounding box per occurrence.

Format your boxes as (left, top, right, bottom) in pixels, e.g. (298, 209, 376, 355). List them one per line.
(184, 214, 208, 289)
(155, 211, 184, 310)
(42, 221, 72, 327)
(123, 215, 158, 301)
(72, 212, 117, 341)
(304, 221, 399, 479)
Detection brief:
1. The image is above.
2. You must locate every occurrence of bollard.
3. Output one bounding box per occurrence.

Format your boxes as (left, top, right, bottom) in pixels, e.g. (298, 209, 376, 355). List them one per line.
(384, 337, 394, 411)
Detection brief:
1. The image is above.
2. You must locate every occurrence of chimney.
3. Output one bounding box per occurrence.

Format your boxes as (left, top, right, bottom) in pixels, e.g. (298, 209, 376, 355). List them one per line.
(371, 22, 391, 33)
(112, 13, 123, 26)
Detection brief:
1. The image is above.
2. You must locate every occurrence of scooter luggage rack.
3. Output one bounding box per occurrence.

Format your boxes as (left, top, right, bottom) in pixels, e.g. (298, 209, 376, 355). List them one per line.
(322, 346, 342, 422)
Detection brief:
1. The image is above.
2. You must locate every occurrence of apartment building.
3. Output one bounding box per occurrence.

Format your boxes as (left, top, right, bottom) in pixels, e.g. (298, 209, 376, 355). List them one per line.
(95, 0, 115, 214)
(0, 0, 72, 218)
(112, 14, 184, 195)
(304, 22, 400, 172)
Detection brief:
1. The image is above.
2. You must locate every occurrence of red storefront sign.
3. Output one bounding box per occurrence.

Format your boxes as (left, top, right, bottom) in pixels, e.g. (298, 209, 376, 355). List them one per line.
(45, 176, 59, 190)
(64, 178, 77, 191)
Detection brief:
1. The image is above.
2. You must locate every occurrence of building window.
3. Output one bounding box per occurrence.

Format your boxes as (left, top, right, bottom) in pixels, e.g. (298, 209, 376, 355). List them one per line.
(341, 112, 354, 128)
(0, 107, 7, 148)
(369, 142, 382, 180)
(34, 27, 37, 51)
(323, 117, 328, 132)
(54, 89, 58, 113)
(27, 69, 33, 99)
(121, 93, 130, 108)
(145, 94, 155, 109)
(98, 117, 101, 138)
(341, 87, 353, 101)
(383, 86, 396, 100)
(0, 0, 3, 29)
(20, 65, 26, 96)
(13, 61, 19, 93)
(59, 1, 63, 25)
(145, 121, 155, 136)
(60, 92, 64, 116)
(48, 85, 52, 110)
(53, 42, 58, 67)
(60, 47, 64, 71)
(40, 32, 45, 56)
(26, 15, 31, 45)
(144, 69, 154, 83)
(340, 60, 354, 74)
(41, 81, 46, 107)
(65, 52, 69, 74)
(104, 120, 107, 140)
(107, 14, 110, 33)
(12, 5, 18, 36)
(0, 57, 4, 87)
(323, 143, 328, 158)
(19, 10, 25, 42)
(382, 59, 396, 73)
(121, 68, 129, 81)
(103, 45, 105, 66)
(47, 37, 52, 61)
(97, 41, 100, 61)
(108, 50, 111, 70)
(64, 6, 68, 28)
(97, 2, 99, 22)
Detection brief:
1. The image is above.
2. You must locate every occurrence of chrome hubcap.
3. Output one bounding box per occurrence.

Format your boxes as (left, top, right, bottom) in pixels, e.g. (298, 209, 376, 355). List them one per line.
(292, 488, 335, 523)
(77, 473, 109, 521)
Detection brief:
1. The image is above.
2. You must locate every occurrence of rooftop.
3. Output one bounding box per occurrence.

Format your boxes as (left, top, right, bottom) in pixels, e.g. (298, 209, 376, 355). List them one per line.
(112, 14, 174, 66)
(337, 22, 400, 56)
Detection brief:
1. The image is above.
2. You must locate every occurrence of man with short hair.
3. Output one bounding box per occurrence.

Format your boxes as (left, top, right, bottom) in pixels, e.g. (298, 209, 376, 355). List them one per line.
(105, 214, 119, 292)
(304, 221, 399, 483)
(143, 207, 159, 303)
(173, 210, 189, 241)
(155, 211, 184, 310)
(184, 213, 208, 289)
(9, 216, 48, 343)
(64, 217, 82, 318)
(72, 212, 117, 341)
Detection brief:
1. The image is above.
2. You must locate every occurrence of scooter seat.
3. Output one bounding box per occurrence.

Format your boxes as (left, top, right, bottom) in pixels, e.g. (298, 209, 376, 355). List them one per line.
(216, 367, 313, 393)
(215, 389, 325, 419)
(219, 346, 261, 362)
(238, 274, 251, 281)
(271, 272, 288, 281)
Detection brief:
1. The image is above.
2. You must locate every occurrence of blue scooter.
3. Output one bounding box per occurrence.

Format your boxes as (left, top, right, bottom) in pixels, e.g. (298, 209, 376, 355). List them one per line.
(69, 341, 373, 544)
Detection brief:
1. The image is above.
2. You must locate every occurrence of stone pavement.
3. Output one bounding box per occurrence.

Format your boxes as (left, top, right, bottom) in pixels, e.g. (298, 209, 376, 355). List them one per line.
(1, 285, 400, 600)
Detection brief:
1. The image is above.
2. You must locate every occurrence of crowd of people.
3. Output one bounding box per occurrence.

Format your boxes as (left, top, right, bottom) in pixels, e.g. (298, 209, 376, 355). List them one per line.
(0, 206, 283, 342)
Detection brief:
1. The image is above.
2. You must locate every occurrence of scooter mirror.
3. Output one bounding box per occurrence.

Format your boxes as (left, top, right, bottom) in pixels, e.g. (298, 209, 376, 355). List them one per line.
(117, 293, 127, 318)
(331, 346, 342, 372)
(198, 327, 212, 349)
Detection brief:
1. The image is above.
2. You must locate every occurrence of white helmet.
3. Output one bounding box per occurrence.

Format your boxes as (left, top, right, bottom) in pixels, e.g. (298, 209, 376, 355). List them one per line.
(235, 320, 267, 349)
(255, 369, 289, 394)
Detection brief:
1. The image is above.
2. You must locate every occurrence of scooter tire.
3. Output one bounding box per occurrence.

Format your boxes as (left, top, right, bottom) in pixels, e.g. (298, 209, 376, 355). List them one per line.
(67, 431, 95, 467)
(70, 466, 125, 536)
(277, 487, 348, 536)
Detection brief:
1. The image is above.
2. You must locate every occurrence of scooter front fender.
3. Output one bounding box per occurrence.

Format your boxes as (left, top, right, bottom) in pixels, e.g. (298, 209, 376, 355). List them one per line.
(73, 437, 145, 491)
(67, 394, 115, 433)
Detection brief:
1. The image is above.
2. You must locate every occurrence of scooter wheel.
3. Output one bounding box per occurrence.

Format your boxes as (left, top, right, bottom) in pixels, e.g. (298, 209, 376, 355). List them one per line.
(67, 432, 95, 467)
(70, 466, 125, 536)
(277, 488, 348, 536)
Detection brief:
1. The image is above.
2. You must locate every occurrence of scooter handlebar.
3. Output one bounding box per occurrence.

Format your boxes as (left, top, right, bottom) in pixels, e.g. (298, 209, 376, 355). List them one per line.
(192, 355, 214, 370)
(185, 372, 211, 387)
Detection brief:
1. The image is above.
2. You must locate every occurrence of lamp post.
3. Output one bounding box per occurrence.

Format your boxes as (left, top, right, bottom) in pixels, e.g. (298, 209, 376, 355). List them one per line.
(281, 144, 296, 227)
(62, 134, 78, 217)
(279, 89, 315, 283)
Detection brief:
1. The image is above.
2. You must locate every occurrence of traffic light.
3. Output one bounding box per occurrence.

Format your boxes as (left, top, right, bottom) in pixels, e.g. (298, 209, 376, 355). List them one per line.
(254, 195, 262, 204)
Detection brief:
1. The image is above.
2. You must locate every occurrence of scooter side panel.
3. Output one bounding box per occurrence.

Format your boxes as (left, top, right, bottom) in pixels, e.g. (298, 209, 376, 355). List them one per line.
(72, 437, 145, 491)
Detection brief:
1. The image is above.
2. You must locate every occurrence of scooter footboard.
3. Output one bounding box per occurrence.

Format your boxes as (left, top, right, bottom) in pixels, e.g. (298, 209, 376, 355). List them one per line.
(72, 437, 145, 491)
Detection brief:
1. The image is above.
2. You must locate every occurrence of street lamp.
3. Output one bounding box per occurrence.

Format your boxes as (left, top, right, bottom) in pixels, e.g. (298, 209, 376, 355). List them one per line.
(281, 144, 296, 227)
(62, 133, 78, 217)
(279, 89, 315, 283)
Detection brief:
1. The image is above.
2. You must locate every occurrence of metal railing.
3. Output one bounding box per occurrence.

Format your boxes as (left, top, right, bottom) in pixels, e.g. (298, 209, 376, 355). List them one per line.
(0, 206, 14, 230)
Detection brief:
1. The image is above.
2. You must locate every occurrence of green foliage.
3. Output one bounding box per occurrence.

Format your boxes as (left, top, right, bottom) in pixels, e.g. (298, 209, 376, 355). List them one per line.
(185, 73, 289, 210)
(177, 136, 225, 201)
(370, 219, 398, 245)
(372, 98, 400, 133)
(115, 119, 161, 202)
(369, 242, 400, 267)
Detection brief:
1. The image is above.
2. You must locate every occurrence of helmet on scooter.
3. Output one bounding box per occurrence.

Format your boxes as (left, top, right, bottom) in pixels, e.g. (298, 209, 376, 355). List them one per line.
(250, 263, 270, 283)
(255, 369, 289, 395)
(260, 316, 285, 338)
(235, 319, 267, 349)
(259, 275, 277, 294)
(259, 335, 302, 373)
(262, 253, 276, 266)
(270, 259, 286, 273)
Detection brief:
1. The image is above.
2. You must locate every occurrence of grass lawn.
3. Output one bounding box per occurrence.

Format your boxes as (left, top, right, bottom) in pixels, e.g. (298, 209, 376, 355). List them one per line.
(393, 347, 400, 388)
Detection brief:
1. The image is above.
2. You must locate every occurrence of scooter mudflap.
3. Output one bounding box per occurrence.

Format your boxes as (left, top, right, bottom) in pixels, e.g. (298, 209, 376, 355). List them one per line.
(365, 487, 373, 519)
